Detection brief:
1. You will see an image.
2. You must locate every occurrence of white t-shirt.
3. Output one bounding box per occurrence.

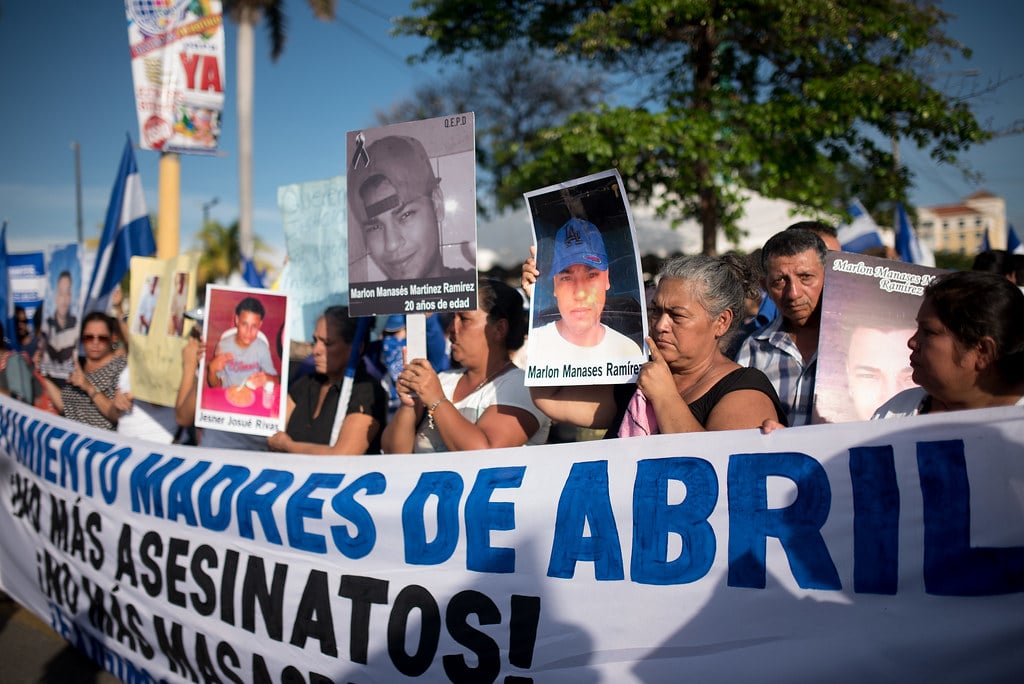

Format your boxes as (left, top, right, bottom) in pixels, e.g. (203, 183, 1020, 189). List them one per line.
(529, 321, 643, 362)
(413, 367, 550, 452)
(873, 387, 1024, 419)
(116, 366, 176, 444)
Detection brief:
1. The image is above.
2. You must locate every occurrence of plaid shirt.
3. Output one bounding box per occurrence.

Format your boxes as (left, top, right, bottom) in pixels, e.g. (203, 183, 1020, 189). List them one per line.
(735, 316, 817, 427)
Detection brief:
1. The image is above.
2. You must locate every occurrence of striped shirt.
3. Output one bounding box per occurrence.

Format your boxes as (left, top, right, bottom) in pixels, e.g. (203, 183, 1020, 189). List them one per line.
(735, 316, 817, 427)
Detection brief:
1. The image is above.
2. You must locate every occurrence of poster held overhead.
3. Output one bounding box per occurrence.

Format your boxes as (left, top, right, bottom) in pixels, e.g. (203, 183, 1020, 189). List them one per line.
(523, 169, 648, 386)
(346, 114, 478, 317)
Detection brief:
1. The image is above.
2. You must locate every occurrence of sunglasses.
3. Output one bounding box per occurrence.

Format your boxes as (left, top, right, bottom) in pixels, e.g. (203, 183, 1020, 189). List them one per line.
(82, 334, 111, 344)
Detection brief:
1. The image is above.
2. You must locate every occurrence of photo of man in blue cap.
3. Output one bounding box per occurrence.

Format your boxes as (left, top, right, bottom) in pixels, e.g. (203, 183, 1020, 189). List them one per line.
(529, 217, 643, 360)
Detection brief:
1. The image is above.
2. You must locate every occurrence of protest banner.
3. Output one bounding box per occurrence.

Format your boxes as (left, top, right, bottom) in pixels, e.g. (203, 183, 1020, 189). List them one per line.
(196, 286, 289, 436)
(127, 255, 199, 407)
(8, 251, 46, 325)
(815, 253, 944, 423)
(346, 114, 478, 317)
(277, 176, 349, 342)
(524, 170, 647, 386)
(1, 395, 1020, 682)
(125, 0, 225, 154)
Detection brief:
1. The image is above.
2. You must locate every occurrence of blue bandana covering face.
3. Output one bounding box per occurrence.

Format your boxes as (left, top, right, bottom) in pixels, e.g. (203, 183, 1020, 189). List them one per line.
(383, 335, 407, 407)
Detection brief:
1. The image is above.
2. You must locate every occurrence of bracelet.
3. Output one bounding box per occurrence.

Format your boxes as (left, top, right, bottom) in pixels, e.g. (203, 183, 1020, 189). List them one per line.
(89, 388, 99, 400)
(426, 398, 446, 430)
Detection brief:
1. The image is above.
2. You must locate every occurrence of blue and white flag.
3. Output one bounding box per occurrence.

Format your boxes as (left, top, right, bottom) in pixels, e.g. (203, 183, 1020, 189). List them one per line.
(84, 136, 156, 314)
(895, 202, 935, 267)
(980, 225, 992, 253)
(1007, 224, 1023, 255)
(240, 256, 266, 288)
(0, 222, 11, 348)
(838, 199, 885, 253)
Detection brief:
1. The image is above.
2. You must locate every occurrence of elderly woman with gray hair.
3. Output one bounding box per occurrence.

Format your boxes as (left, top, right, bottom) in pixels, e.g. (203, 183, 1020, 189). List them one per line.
(531, 254, 787, 436)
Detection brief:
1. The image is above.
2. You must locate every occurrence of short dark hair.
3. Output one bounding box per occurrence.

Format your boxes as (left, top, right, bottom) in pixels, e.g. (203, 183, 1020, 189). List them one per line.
(235, 296, 265, 319)
(971, 249, 1009, 275)
(924, 270, 1024, 382)
(761, 229, 827, 272)
(786, 220, 838, 239)
(479, 279, 527, 351)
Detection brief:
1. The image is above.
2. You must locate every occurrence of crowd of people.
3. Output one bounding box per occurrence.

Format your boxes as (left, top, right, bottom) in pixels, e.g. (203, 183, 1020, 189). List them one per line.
(2, 223, 1022, 454)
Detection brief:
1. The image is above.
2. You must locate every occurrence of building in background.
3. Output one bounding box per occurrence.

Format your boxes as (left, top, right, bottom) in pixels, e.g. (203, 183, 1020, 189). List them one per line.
(918, 190, 1006, 255)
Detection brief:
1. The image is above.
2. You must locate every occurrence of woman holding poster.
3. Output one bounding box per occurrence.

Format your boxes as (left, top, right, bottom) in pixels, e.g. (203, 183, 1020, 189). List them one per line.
(382, 280, 550, 453)
(43, 312, 128, 431)
(530, 255, 787, 435)
(873, 270, 1024, 418)
(267, 306, 387, 455)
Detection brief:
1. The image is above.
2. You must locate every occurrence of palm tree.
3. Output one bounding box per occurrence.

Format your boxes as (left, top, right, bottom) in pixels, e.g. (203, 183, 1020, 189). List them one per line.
(223, 0, 336, 260)
(194, 219, 274, 290)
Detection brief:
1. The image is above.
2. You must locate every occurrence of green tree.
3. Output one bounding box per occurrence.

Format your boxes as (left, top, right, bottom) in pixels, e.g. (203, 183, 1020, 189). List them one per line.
(223, 0, 336, 260)
(396, 0, 990, 254)
(192, 219, 274, 291)
(377, 45, 608, 216)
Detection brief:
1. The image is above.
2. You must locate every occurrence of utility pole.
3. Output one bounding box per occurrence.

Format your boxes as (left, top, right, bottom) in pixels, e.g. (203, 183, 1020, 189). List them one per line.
(202, 197, 219, 226)
(71, 141, 83, 243)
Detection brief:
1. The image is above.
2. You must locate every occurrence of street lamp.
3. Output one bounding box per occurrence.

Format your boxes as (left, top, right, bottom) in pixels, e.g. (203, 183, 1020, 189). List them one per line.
(202, 197, 219, 226)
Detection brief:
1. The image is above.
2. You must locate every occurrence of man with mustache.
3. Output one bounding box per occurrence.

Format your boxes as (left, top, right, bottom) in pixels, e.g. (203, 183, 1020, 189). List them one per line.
(736, 229, 827, 426)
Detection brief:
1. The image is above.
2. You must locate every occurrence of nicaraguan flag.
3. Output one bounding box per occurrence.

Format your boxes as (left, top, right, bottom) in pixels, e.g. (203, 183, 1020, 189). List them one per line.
(838, 199, 885, 253)
(1007, 224, 1023, 255)
(980, 225, 992, 252)
(895, 203, 935, 267)
(85, 136, 156, 314)
(241, 256, 266, 288)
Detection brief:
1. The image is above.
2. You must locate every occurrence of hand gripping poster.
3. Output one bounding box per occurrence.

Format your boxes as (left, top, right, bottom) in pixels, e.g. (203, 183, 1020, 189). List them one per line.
(125, 0, 225, 154)
(346, 114, 478, 317)
(523, 169, 648, 386)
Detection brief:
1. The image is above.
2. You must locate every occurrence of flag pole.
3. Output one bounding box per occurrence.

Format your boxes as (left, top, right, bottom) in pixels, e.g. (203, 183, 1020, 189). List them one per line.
(158, 151, 181, 259)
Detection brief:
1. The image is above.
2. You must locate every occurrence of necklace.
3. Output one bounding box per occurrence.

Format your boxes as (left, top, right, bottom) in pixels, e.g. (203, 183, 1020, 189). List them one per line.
(465, 360, 514, 394)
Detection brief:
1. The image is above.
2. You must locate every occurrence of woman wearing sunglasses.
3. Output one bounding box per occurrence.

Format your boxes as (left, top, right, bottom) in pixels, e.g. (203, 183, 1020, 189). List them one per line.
(43, 312, 128, 430)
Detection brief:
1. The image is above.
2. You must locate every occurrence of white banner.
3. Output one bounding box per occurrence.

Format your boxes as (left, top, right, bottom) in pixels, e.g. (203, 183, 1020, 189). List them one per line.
(0, 396, 1021, 682)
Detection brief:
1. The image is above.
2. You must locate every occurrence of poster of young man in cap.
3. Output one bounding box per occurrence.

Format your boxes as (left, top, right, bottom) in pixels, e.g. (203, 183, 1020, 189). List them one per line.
(524, 169, 648, 386)
(346, 114, 477, 317)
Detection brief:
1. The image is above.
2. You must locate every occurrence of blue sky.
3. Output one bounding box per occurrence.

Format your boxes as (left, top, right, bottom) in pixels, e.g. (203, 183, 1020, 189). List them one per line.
(1, 1, 1021, 265)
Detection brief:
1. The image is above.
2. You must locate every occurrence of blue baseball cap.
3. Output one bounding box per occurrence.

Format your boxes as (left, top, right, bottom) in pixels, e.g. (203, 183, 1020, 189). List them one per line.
(551, 217, 608, 274)
(383, 315, 406, 333)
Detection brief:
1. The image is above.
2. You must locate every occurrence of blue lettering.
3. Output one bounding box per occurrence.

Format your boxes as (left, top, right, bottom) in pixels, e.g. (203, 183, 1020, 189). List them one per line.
(130, 454, 185, 516)
(236, 469, 293, 543)
(632, 457, 717, 585)
(330, 472, 386, 559)
(728, 452, 840, 590)
(850, 446, 899, 594)
(548, 460, 624, 580)
(403, 471, 464, 565)
(99, 447, 131, 504)
(286, 473, 344, 553)
(197, 465, 250, 531)
(166, 460, 211, 526)
(466, 466, 524, 573)
(919, 439, 1024, 595)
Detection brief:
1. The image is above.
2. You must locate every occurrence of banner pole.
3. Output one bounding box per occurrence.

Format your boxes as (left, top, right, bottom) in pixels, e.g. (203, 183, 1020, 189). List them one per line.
(157, 151, 180, 259)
